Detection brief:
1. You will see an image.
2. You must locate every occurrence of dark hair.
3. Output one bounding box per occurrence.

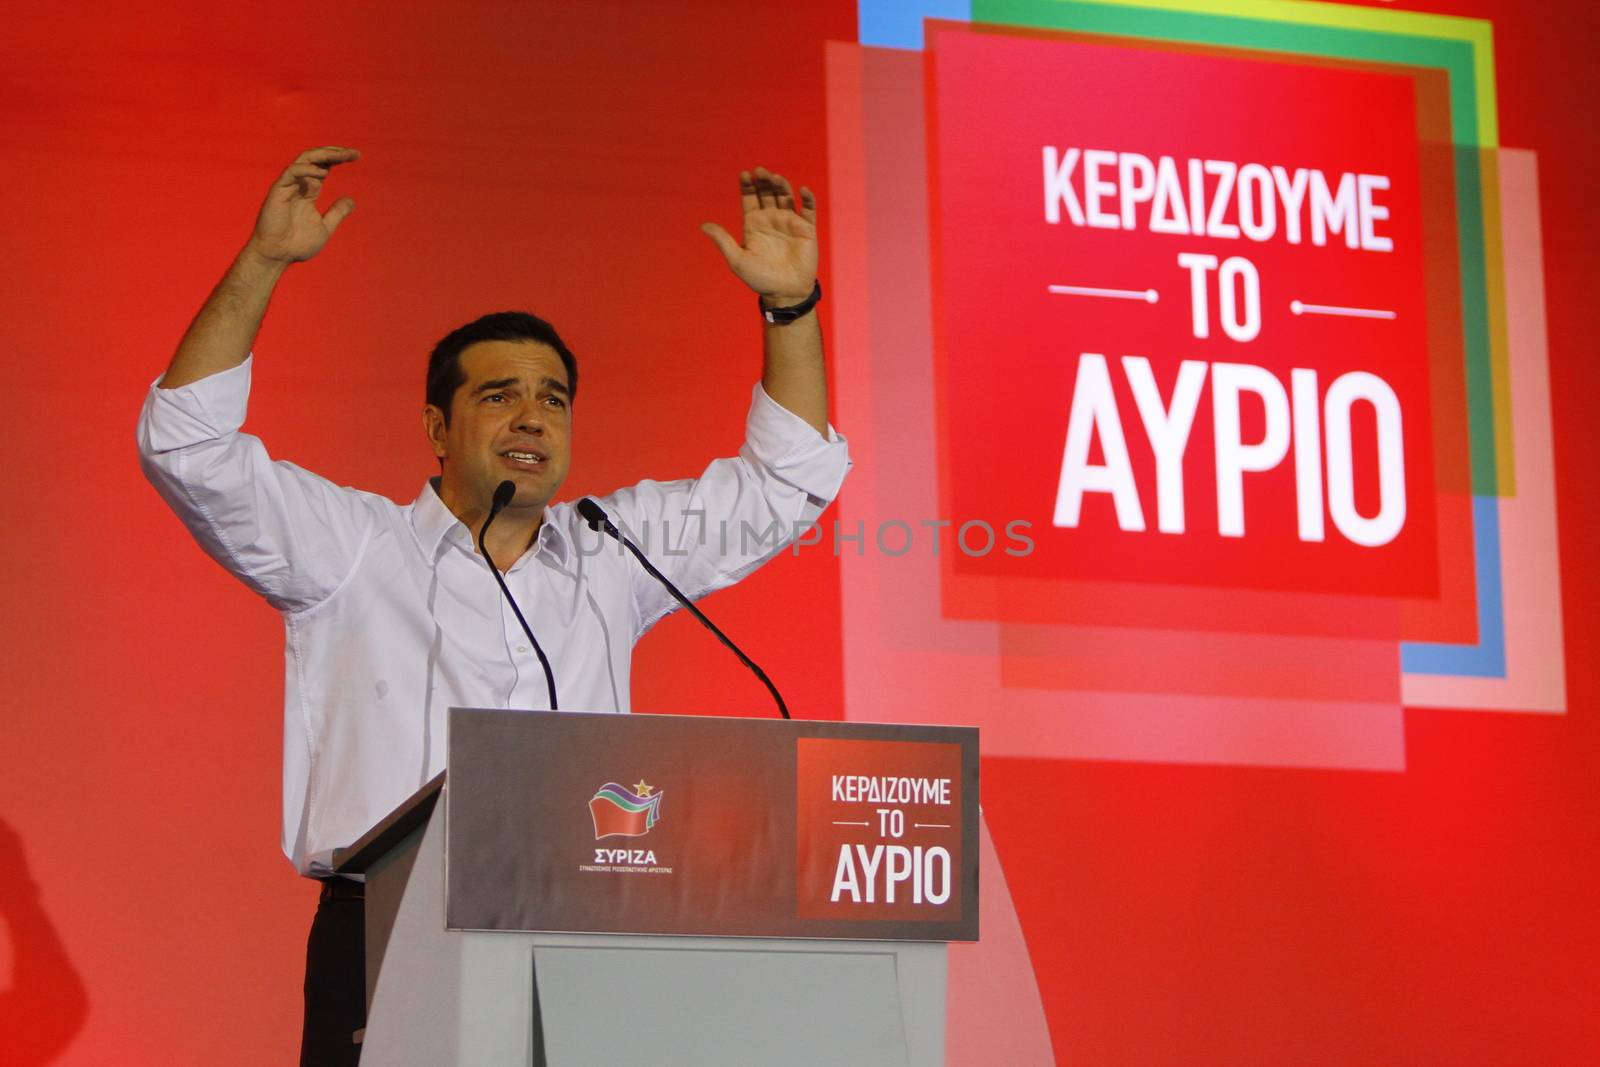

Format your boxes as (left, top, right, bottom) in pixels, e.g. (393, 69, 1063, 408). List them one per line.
(426, 311, 579, 425)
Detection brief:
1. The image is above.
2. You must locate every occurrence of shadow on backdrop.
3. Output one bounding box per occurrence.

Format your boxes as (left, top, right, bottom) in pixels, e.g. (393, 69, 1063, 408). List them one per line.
(0, 819, 89, 1065)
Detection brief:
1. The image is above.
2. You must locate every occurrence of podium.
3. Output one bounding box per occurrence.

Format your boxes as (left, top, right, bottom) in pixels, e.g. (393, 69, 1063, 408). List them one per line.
(334, 708, 979, 1066)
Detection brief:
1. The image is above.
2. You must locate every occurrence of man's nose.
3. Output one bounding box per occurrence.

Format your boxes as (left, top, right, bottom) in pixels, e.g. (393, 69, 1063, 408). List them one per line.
(512, 401, 545, 434)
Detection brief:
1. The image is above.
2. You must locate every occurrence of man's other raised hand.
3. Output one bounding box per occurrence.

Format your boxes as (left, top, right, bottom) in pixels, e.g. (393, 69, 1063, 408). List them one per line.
(246, 146, 361, 265)
(700, 167, 819, 307)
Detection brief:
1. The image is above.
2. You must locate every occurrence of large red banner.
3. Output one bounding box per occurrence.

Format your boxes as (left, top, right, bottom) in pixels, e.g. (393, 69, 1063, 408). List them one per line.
(930, 27, 1438, 595)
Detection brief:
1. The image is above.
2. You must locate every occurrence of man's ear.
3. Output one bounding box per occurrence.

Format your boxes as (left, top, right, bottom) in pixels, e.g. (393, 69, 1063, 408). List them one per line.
(422, 405, 448, 459)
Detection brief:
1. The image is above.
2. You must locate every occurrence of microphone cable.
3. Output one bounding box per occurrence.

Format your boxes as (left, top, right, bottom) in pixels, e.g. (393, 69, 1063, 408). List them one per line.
(578, 496, 789, 720)
(478, 480, 558, 710)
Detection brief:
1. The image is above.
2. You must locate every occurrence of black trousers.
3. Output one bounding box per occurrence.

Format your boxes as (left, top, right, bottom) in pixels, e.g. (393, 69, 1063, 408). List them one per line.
(300, 885, 366, 1066)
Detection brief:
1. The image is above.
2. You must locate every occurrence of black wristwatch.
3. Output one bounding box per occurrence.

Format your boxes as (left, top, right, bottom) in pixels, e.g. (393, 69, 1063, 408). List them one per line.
(760, 281, 823, 324)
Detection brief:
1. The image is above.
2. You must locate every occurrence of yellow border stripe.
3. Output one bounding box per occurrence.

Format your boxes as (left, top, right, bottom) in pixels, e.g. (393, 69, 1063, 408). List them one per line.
(1075, 0, 1497, 145)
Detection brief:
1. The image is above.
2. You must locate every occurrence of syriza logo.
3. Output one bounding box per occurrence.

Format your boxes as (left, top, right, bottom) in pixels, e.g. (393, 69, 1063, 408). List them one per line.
(580, 780, 672, 875)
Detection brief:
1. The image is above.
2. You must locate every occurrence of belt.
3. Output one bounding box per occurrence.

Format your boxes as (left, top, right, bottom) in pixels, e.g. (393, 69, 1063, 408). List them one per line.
(318, 877, 365, 903)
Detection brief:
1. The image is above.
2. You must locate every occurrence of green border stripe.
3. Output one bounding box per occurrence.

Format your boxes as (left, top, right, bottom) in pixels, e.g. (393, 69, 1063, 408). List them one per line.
(1083, 0, 1497, 144)
(975, 1, 1482, 145)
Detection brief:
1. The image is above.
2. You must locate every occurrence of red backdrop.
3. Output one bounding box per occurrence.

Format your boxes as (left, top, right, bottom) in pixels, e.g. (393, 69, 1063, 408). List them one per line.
(0, 1, 1595, 1063)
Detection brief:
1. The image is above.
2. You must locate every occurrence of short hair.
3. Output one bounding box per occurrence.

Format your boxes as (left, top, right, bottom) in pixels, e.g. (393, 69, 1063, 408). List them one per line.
(426, 311, 579, 425)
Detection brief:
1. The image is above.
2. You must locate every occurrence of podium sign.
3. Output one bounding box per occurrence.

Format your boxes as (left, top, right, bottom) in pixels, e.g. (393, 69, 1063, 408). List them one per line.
(445, 709, 979, 942)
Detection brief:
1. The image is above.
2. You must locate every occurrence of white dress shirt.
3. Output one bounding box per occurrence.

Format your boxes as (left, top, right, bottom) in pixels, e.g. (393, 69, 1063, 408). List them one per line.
(137, 357, 849, 875)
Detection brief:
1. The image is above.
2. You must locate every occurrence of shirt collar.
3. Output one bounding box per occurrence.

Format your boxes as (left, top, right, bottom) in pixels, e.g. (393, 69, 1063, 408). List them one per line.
(534, 507, 572, 565)
(410, 478, 571, 566)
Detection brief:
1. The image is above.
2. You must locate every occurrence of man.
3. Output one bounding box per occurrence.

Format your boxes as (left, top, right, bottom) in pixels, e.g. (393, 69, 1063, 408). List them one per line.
(137, 146, 847, 1064)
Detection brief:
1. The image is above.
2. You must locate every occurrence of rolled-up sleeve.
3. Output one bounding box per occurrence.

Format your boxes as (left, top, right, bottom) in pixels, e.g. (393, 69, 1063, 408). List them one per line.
(136, 358, 373, 613)
(741, 383, 851, 510)
(600, 383, 851, 636)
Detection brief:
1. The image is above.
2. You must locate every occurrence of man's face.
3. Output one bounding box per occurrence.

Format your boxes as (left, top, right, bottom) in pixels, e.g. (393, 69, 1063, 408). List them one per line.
(425, 340, 573, 517)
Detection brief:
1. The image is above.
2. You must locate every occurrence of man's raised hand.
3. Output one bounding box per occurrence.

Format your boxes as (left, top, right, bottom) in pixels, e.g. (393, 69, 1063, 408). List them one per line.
(246, 146, 361, 265)
(700, 167, 818, 306)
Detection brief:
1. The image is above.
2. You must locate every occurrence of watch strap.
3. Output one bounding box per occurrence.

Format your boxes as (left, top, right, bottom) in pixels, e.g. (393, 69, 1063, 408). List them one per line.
(759, 280, 823, 324)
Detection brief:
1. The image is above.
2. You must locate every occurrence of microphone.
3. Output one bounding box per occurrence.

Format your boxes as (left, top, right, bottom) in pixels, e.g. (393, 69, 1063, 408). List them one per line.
(478, 480, 559, 710)
(577, 497, 791, 720)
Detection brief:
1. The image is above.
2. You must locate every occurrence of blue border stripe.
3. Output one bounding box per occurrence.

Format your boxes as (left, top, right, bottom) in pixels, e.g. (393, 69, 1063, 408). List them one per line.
(1401, 496, 1506, 677)
(859, 0, 971, 49)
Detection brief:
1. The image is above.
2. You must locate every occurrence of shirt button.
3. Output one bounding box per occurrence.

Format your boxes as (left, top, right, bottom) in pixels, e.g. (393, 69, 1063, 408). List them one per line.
(516, 645, 529, 653)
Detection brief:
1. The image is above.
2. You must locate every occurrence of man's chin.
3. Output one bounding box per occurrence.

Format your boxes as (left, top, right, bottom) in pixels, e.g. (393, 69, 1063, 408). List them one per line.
(497, 472, 564, 511)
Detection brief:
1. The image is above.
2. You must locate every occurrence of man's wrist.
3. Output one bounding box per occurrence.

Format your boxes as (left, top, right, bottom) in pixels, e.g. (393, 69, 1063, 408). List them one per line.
(759, 281, 823, 325)
(760, 289, 817, 309)
(239, 239, 294, 276)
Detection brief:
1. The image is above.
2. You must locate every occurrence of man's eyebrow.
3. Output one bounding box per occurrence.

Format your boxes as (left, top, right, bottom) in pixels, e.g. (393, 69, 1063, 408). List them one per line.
(471, 376, 571, 398)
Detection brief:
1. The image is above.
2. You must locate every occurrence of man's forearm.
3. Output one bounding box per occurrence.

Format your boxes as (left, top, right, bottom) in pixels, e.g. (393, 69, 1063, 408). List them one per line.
(159, 245, 288, 390)
(760, 308, 828, 436)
